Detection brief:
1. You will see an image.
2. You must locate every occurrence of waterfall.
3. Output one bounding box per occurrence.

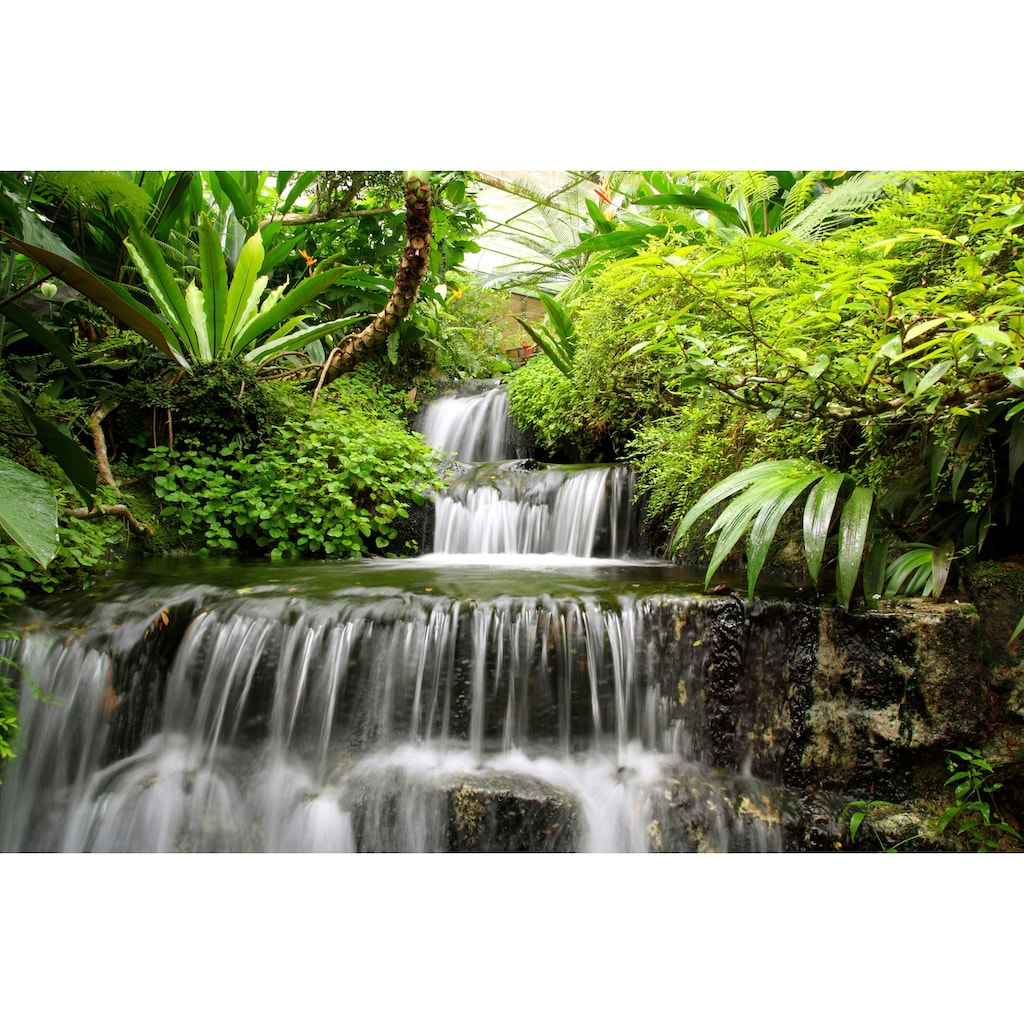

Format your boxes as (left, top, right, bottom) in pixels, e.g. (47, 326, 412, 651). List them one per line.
(416, 379, 511, 463)
(0, 380, 802, 853)
(0, 577, 797, 853)
(420, 381, 635, 557)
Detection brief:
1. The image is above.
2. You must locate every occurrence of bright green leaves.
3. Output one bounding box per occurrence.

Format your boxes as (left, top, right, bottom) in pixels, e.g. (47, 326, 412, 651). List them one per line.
(671, 455, 965, 609)
(803, 471, 845, 585)
(671, 459, 883, 610)
(140, 383, 443, 560)
(123, 218, 364, 368)
(514, 294, 578, 377)
(0, 458, 57, 566)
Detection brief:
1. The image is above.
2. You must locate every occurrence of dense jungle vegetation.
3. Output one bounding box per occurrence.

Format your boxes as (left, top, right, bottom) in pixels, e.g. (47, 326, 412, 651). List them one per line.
(3, 169, 1024, 772)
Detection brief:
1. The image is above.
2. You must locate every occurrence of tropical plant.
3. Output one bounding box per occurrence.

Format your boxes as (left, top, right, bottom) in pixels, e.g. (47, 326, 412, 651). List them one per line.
(670, 459, 875, 608)
(0, 456, 57, 567)
(513, 292, 577, 376)
(123, 215, 365, 369)
(591, 172, 1024, 607)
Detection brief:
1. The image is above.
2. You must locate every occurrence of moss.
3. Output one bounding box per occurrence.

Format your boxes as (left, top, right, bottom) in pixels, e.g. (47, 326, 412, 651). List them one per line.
(967, 560, 1024, 600)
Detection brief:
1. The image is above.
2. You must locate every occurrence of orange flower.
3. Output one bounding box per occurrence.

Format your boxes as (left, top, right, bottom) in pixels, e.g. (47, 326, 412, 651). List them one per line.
(298, 248, 317, 271)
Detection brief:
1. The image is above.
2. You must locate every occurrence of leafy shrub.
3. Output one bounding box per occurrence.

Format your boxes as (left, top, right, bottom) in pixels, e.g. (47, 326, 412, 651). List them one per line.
(506, 353, 588, 457)
(627, 396, 827, 552)
(139, 378, 442, 558)
(424, 278, 515, 379)
(116, 360, 288, 453)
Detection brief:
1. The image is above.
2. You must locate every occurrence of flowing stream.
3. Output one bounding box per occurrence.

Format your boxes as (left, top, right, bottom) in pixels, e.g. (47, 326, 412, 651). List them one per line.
(0, 381, 804, 853)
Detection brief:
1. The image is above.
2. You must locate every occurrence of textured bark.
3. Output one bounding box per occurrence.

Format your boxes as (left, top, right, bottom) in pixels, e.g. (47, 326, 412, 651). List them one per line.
(87, 405, 119, 493)
(313, 176, 432, 397)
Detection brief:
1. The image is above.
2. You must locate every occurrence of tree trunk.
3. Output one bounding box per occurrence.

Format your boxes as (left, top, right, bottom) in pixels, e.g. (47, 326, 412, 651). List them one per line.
(313, 175, 432, 395)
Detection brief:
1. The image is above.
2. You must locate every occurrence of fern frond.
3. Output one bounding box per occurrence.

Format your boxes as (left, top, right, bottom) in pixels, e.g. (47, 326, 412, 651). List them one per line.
(780, 172, 824, 223)
(787, 172, 911, 241)
(39, 171, 152, 218)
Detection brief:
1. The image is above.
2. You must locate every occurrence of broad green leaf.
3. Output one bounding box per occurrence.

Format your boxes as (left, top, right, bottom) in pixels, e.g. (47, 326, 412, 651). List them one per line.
(704, 474, 808, 589)
(538, 293, 576, 348)
(746, 474, 820, 597)
(836, 486, 874, 610)
(931, 538, 956, 599)
(125, 229, 200, 357)
(1, 229, 182, 363)
(234, 266, 353, 351)
(1009, 415, 1024, 484)
(862, 538, 889, 607)
(210, 170, 256, 226)
(913, 359, 953, 399)
(803, 471, 846, 585)
(184, 282, 212, 362)
(0, 457, 57, 566)
(903, 317, 948, 344)
(672, 460, 812, 554)
(198, 214, 228, 348)
(0, 302, 83, 379)
(884, 545, 934, 597)
(632, 190, 748, 232)
(244, 314, 364, 367)
(221, 231, 266, 353)
(514, 316, 571, 376)
(8, 392, 96, 506)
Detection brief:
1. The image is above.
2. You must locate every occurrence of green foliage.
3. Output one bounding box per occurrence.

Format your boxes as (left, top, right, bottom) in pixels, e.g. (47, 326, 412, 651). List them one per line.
(514, 293, 577, 376)
(847, 748, 1024, 852)
(934, 748, 1023, 851)
(124, 217, 365, 368)
(117, 360, 288, 454)
(0, 644, 17, 771)
(671, 459, 875, 608)
(627, 397, 828, 552)
(506, 353, 589, 456)
(139, 379, 442, 559)
(0, 456, 58, 565)
(0, 488, 126, 614)
(601, 172, 1024, 604)
(414, 278, 513, 379)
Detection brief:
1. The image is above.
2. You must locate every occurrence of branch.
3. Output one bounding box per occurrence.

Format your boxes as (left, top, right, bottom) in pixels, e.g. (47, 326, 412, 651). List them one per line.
(87, 404, 119, 493)
(66, 503, 154, 536)
(257, 206, 389, 231)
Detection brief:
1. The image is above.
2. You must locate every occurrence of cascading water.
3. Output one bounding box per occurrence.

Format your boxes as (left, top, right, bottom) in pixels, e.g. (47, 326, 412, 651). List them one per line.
(0, 380, 804, 853)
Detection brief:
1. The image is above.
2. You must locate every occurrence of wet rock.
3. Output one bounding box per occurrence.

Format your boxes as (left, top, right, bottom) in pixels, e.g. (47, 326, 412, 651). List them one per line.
(444, 774, 578, 852)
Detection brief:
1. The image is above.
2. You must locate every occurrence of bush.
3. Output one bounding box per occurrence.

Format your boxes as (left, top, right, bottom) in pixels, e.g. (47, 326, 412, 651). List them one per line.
(139, 377, 442, 559)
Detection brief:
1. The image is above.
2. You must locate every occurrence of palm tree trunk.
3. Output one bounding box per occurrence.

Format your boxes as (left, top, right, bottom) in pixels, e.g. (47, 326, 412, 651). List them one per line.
(314, 175, 431, 393)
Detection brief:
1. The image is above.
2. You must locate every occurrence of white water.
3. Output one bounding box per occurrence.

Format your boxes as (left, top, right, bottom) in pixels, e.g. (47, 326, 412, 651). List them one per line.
(0, 381, 789, 853)
(417, 380, 510, 463)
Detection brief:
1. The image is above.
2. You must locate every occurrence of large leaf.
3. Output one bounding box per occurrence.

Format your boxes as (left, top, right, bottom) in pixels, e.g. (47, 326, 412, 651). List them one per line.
(836, 486, 874, 610)
(233, 265, 355, 352)
(0, 457, 57, 566)
(632, 190, 748, 232)
(1, 230, 181, 361)
(7, 392, 96, 506)
(513, 316, 572, 376)
(745, 472, 822, 597)
(803, 471, 846, 585)
(245, 314, 364, 367)
(197, 214, 228, 350)
(221, 231, 266, 354)
(125, 228, 200, 357)
(0, 302, 83, 380)
(672, 459, 811, 554)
